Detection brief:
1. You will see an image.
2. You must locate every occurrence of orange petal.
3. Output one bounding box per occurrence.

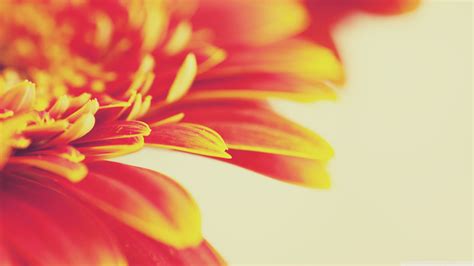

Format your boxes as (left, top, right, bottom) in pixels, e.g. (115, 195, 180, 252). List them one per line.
(46, 113, 95, 146)
(7, 155, 88, 183)
(225, 149, 330, 188)
(166, 53, 197, 103)
(60, 161, 203, 248)
(191, 0, 308, 46)
(147, 122, 230, 159)
(144, 100, 332, 187)
(74, 120, 151, 144)
(163, 21, 193, 56)
(64, 99, 99, 122)
(95, 101, 131, 123)
(0, 113, 35, 169)
(190, 73, 336, 102)
(76, 136, 145, 160)
(303, 0, 420, 57)
(152, 100, 333, 160)
(149, 46, 225, 101)
(110, 219, 226, 266)
(0, 81, 36, 113)
(47, 95, 70, 119)
(1, 175, 127, 266)
(23, 120, 69, 140)
(25, 146, 85, 163)
(203, 38, 344, 84)
(354, 0, 419, 14)
(149, 113, 185, 127)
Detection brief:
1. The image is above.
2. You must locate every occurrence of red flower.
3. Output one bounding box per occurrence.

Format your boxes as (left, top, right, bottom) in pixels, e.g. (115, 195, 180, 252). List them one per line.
(0, 80, 224, 265)
(0, 0, 419, 264)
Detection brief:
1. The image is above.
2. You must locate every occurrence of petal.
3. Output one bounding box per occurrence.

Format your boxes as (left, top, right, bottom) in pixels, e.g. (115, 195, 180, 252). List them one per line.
(92, 206, 225, 266)
(0, 113, 35, 169)
(94, 101, 131, 123)
(149, 46, 226, 101)
(22, 120, 70, 141)
(147, 122, 230, 159)
(46, 113, 95, 146)
(189, 73, 336, 102)
(24, 145, 85, 163)
(0, 175, 127, 266)
(202, 38, 344, 84)
(0, 81, 36, 113)
(6, 155, 88, 183)
(191, 0, 308, 46)
(48, 95, 70, 119)
(75, 136, 145, 160)
(114, 225, 225, 266)
(225, 149, 330, 188)
(149, 100, 332, 160)
(166, 53, 197, 103)
(58, 161, 202, 248)
(354, 0, 420, 14)
(303, 0, 420, 56)
(64, 99, 99, 122)
(144, 100, 332, 187)
(74, 120, 151, 144)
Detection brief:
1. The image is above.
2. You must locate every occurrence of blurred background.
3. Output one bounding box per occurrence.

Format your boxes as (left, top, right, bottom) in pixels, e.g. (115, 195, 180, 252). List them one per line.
(116, 1, 472, 265)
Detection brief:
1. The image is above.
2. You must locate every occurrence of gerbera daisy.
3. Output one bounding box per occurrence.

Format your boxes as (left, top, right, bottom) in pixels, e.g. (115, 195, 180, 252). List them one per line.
(0, 0, 419, 264)
(0, 0, 344, 188)
(0, 75, 224, 265)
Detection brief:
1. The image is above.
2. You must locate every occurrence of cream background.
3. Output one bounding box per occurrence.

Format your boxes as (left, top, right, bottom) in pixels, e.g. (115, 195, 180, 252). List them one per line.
(114, 1, 473, 265)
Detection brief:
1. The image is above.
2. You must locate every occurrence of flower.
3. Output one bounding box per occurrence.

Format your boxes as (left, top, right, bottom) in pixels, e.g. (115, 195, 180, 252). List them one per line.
(0, 76, 224, 265)
(0, 0, 419, 264)
(0, 0, 344, 188)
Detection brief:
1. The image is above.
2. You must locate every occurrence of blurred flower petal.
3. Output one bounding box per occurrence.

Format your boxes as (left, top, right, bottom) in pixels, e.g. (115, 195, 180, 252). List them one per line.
(190, 73, 336, 102)
(7, 155, 88, 183)
(0, 176, 127, 266)
(192, 0, 309, 46)
(0, 81, 36, 113)
(59, 161, 203, 248)
(202, 39, 344, 84)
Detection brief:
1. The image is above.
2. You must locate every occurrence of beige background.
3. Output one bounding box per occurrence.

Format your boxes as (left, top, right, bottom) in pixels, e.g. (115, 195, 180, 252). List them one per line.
(115, 1, 473, 265)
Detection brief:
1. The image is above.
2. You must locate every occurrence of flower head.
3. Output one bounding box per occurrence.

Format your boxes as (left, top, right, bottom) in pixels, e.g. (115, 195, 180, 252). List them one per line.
(1, 0, 345, 188)
(0, 0, 419, 264)
(0, 74, 224, 264)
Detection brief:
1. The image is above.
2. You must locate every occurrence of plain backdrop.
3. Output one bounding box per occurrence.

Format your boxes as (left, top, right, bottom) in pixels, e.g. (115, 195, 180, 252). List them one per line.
(115, 1, 473, 265)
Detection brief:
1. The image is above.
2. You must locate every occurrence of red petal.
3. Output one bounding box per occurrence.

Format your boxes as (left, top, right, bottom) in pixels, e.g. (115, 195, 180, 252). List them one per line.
(0, 81, 36, 113)
(144, 99, 332, 187)
(74, 120, 150, 144)
(75, 136, 145, 160)
(191, 0, 308, 46)
(6, 155, 87, 183)
(190, 73, 336, 102)
(147, 122, 230, 158)
(0, 175, 126, 266)
(225, 149, 330, 188)
(303, 0, 420, 56)
(202, 38, 344, 84)
(105, 217, 226, 266)
(57, 161, 203, 248)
